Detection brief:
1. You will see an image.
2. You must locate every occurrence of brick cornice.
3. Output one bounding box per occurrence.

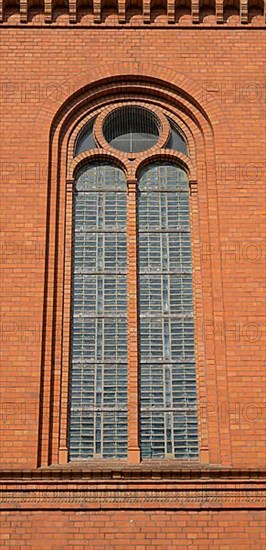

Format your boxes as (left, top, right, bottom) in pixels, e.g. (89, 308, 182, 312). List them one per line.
(0, 0, 265, 27)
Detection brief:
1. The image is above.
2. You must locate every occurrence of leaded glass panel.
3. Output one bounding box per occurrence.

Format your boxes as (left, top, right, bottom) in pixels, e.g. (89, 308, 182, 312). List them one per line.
(103, 106, 160, 153)
(69, 164, 128, 460)
(138, 163, 198, 459)
(74, 118, 96, 156)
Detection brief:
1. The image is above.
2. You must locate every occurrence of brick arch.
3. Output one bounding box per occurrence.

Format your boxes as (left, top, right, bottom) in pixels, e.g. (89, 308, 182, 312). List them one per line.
(69, 149, 128, 179)
(134, 150, 196, 180)
(32, 61, 228, 137)
(37, 61, 233, 180)
(34, 62, 235, 187)
(38, 63, 232, 469)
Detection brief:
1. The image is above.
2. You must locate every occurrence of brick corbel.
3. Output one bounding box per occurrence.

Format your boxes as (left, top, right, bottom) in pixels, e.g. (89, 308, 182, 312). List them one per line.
(44, 0, 52, 22)
(216, 0, 223, 23)
(69, 0, 77, 22)
(118, 0, 126, 23)
(240, 0, 248, 23)
(192, 0, 199, 23)
(93, 0, 101, 22)
(20, 0, 28, 22)
(143, 0, 151, 22)
(167, 0, 176, 23)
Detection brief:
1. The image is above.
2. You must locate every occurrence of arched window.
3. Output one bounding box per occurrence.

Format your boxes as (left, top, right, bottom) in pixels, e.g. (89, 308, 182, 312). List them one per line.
(69, 164, 128, 460)
(139, 164, 197, 459)
(69, 105, 198, 461)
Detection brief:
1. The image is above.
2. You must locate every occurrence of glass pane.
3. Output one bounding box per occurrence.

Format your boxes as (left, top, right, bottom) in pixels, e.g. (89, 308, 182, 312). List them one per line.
(165, 117, 188, 156)
(74, 118, 96, 156)
(69, 164, 128, 460)
(103, 106, 160, 153)
(138, 163, 198, 459)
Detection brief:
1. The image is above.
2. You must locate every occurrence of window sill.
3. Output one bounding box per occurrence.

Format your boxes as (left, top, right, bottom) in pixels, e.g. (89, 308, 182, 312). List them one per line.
(1, 464, 265, 481)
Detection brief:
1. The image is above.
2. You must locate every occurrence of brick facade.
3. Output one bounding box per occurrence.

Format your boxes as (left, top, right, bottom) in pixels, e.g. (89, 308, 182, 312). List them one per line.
(1, 511, 266, 549)
(0, 6, 265, 547)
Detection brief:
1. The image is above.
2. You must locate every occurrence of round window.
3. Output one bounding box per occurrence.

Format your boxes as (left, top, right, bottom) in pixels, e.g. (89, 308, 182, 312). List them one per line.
(103, 106, 160, 153)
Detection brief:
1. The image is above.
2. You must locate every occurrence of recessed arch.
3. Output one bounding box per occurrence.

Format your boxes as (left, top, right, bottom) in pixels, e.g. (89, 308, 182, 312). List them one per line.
(248, 0, 264, 21)
(223, 0, 240, 21)
(101, 0, 119, 22)
(76, 0, 93, 23)
(125, 0, 143, 22)
(199, 0, 216, 21)
(52, 0, 69, 20)
(135, 150, 195, 180)
(27, 0, 45, 21)
(70, 150, 128, 180)
(33, 63, 225, 132)
(150, 0, 167, 21)
(38, 65, 232, 468)
(2, 0, 20, 22)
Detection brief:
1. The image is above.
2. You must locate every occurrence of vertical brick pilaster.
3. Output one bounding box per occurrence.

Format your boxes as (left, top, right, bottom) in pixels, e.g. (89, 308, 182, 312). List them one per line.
(127, 179, 140, 464)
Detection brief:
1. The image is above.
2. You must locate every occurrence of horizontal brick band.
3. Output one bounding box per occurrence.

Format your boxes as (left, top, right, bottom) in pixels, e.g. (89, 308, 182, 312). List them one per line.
(0, 482, 265, 509)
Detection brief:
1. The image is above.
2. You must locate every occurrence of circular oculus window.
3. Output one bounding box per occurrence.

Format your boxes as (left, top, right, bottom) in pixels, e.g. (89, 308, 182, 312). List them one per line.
(102, 106, 161, 153)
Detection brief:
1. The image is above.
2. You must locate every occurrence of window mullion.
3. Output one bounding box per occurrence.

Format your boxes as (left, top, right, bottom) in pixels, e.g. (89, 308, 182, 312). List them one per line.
(126, 178, 141, 464)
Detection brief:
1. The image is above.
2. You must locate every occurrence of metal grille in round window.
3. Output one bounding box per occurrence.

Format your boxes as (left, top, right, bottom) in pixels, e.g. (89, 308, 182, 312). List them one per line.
(103, 106, 160, 153)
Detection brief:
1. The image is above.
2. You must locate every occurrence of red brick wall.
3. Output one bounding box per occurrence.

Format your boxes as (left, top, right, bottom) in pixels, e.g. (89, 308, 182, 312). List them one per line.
(0, 23, 265, 547)
(1, 27, 265, 468)
(1, 510, 266, 549)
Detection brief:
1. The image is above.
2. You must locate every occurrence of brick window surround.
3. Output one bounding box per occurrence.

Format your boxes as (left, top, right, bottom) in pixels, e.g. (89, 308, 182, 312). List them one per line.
(69, 106, 197, 462)
(38, 73, 232, 468)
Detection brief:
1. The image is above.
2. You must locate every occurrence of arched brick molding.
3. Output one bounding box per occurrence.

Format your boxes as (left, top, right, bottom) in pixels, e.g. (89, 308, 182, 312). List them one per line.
(37, 63, 232, 468)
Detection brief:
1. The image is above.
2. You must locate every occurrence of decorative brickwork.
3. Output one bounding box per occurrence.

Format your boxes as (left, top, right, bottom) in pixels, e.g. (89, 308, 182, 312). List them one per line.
(37, 74, 232, 468)
(0, 0, 265, 25)
(0, 468, 265, 509)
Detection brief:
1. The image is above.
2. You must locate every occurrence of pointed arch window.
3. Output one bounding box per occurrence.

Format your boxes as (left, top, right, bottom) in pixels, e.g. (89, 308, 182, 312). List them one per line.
(69, 105, 198, 462)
